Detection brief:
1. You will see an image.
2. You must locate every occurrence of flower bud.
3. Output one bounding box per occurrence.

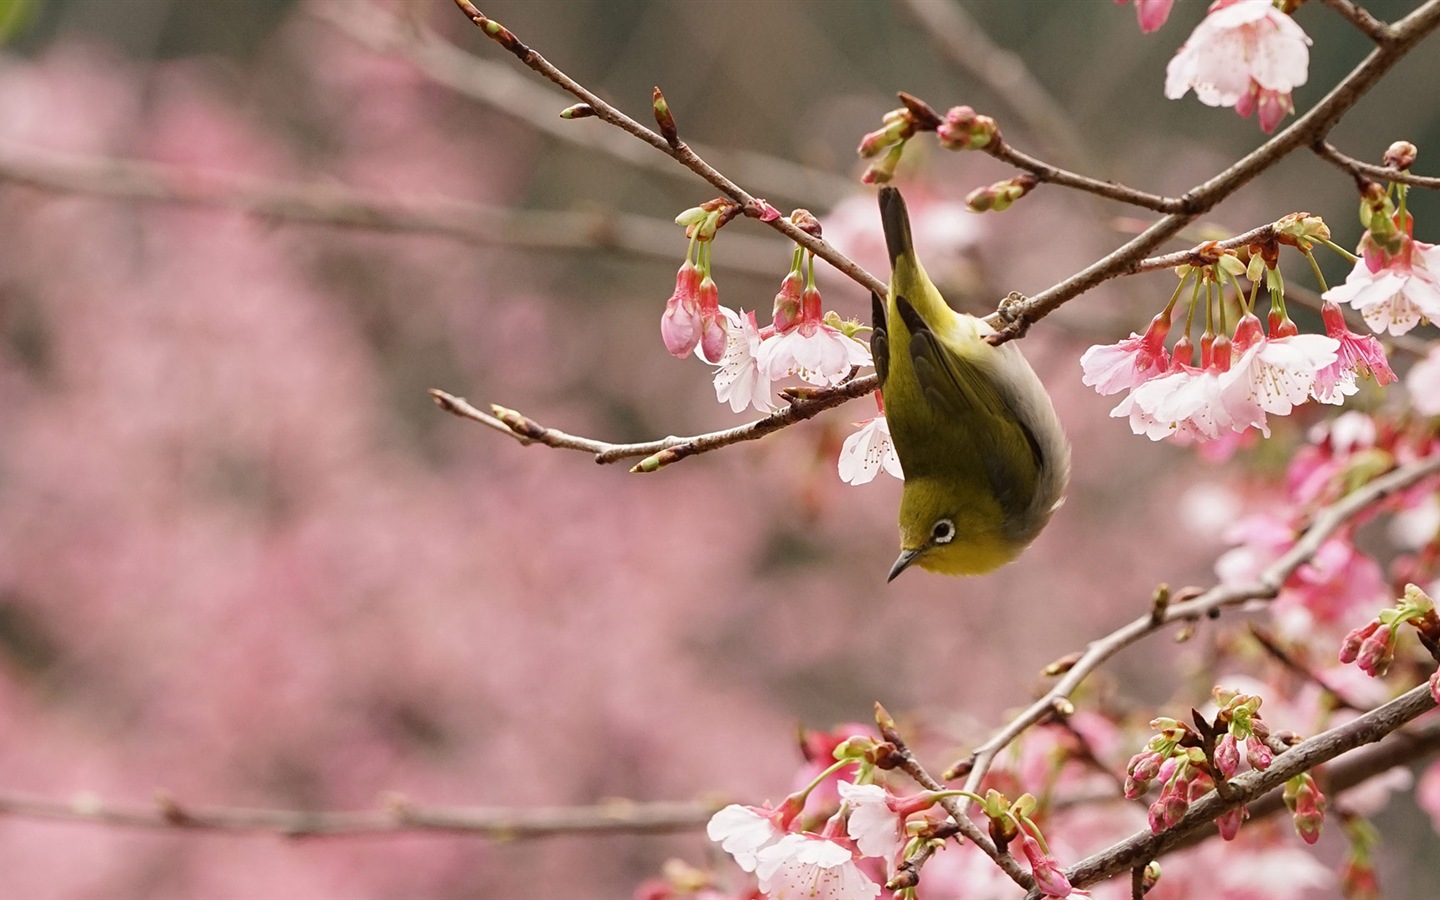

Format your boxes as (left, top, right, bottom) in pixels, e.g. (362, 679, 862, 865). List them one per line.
(1215, 804, 1246, 841)
(1214, 735, 1240, 780)
(937, 105, 999, 151)
(1245, 739, 1272, 771)
(1383, 141, 1418, 171)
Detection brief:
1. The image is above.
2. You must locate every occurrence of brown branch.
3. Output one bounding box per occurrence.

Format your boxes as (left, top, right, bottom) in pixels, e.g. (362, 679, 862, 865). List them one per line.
(1313, 141, 1440, 190)
(312, 2, 853, 207)
(430, 375, 879, 470)
(987, 139, 1184, 214)
(0, 790, 716, 839)
(1040, 683, 1439, 898)
(0, 144, 780, 275)
(895, 0, 1093, 170)
(992, 0, 1440, 341)
(446, 0, 888, 300)
(946, 453, 1440, 792)
(1318, 0, 1395, 44)
(880, 720, 1033, 892)
(1248, 623, 1372, 712)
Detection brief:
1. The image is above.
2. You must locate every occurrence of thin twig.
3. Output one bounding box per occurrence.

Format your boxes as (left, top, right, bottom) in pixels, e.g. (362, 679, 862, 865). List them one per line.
(446, 0, 887, 298)
(1318, 0, 1395, 44)
(431, 375, 879, 469)
(895, 0, 1093, 169)
(880, 723, 1033, 892)
(0, 791, 716, 839)
(1040, 683, 1439, 898)
(987, 139, 1183, 214)
(946, 453, 1440, 791)
(313, 2, 853, 207)
(1248, 623, 1372, 712)
(1313, 141, 1440, 190)
(0, 144, 781, 275)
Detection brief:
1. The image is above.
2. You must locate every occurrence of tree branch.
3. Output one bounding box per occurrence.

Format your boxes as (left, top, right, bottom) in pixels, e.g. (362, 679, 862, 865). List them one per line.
(312, 2, 853, 207)
(1313, 140, 1440, 190)
(0, 143, 780, 274)
(994, 0, 1440, 340)
(1042, 683, 1439, 897)
(0, 790, 716, 839)
(430, 375, 879, 470)
(446, 0, 888, 299)
(946, 453, 1440, 791)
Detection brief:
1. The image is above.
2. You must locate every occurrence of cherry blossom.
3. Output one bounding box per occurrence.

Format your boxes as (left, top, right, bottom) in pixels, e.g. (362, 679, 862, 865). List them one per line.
(707, 804, 787, 873)
(753, 834, 880, 900)
(1313, 301, 1395, 403)
(756, 285, 871, 387)
(709, 307, 778, 414)
(1079, 310, 1172, 395)
(1323, 237, 1440, 335)
(1164, 0, 1311, 133)
(835, 782, 905, 861)
(837, 415, 902, 485)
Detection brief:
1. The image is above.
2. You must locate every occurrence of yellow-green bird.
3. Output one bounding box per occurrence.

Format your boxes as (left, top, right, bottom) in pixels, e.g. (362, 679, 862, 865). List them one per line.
(873, 186, 1070, 581)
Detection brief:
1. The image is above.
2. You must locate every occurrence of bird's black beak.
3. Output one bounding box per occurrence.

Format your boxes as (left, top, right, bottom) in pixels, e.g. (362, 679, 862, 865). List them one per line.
(888, 549, 921, 583)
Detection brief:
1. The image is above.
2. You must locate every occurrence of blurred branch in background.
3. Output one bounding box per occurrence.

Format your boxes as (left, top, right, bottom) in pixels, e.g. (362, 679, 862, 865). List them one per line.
(0, 143, 781, 274)
(310, 1, 854, 208)
(0, 791, 716, 838)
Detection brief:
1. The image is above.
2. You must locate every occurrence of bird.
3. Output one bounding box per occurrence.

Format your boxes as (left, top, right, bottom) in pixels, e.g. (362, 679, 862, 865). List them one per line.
(872, 186, 1070, 581)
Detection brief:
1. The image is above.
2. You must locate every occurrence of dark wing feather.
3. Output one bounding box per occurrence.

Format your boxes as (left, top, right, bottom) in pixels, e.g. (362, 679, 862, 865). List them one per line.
(893, 295, 1043, 522)
(871, 292, 889, 389)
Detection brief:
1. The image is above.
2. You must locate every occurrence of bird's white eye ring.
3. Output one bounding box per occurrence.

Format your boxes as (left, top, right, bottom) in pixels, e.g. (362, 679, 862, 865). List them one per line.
(931, 519, 955, 544)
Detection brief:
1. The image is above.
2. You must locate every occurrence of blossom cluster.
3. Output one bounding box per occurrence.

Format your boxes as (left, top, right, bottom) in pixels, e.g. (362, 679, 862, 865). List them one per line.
(1083, 228, 1395, 445)
(657, 201, 900, 484)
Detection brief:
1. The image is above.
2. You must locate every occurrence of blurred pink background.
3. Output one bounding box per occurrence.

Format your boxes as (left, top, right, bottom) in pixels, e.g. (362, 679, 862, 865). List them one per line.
(2, 1, 1440, 896)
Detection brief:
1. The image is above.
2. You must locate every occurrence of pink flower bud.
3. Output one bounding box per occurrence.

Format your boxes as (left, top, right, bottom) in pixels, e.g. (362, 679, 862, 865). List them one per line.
(1215, 735, 1239, 780)
(1430, 667, 1440, 705)
(1018, 831, 1074, 899)
(1215, 804, 1246, 841)
(1340, 620, 1380, 664)
(1128, 750, 1163, 783)
(1384, 141, 1418, 170)
(1148, 800, 1167, 834)
(1245, 739, 1272, 771)
(937, 105, 998, 151)
(660, 260, 703, 358)
(771, 270, 803, 334)
(1356, 624, 1395, 677)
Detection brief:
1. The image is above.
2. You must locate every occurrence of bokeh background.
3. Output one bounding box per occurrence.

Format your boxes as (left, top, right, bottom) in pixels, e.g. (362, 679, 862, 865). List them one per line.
(2, 0, 1440, 897)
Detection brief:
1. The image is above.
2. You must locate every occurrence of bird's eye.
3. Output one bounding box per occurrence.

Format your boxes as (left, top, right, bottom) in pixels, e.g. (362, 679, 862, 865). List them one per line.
(931, 518, 955, 544)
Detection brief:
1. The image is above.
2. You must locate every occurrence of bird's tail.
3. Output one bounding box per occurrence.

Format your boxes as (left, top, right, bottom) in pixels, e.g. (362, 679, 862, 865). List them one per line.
(878, 186, 913, 268)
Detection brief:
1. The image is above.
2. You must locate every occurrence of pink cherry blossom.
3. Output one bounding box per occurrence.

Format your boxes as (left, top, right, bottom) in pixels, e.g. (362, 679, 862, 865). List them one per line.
(1117, 0, 1177, 33)
(660, 260, 704, 358)
(707, 804, 786, 873)
(1313, 301, 1395, 404)
(1222, 329, 1339, 416)
(835, 781, 905, 861)
(753, 834, 880, 900)
(1406, 345, 1440, 417)
(837, 416, 902, 485)
(1080, 310, 1172, 395)
(709, 307, 778, 414)
(1164, 0, 1311, 133)
(1111, 365, 1267, 442)
(1323, 237, 1440, 335)
(756, 286, 871, 387)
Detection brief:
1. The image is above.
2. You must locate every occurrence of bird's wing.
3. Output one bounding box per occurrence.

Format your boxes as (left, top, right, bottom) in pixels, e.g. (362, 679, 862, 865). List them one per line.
(893, 295, 1043, 519)
(871, 292, 889, 389)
